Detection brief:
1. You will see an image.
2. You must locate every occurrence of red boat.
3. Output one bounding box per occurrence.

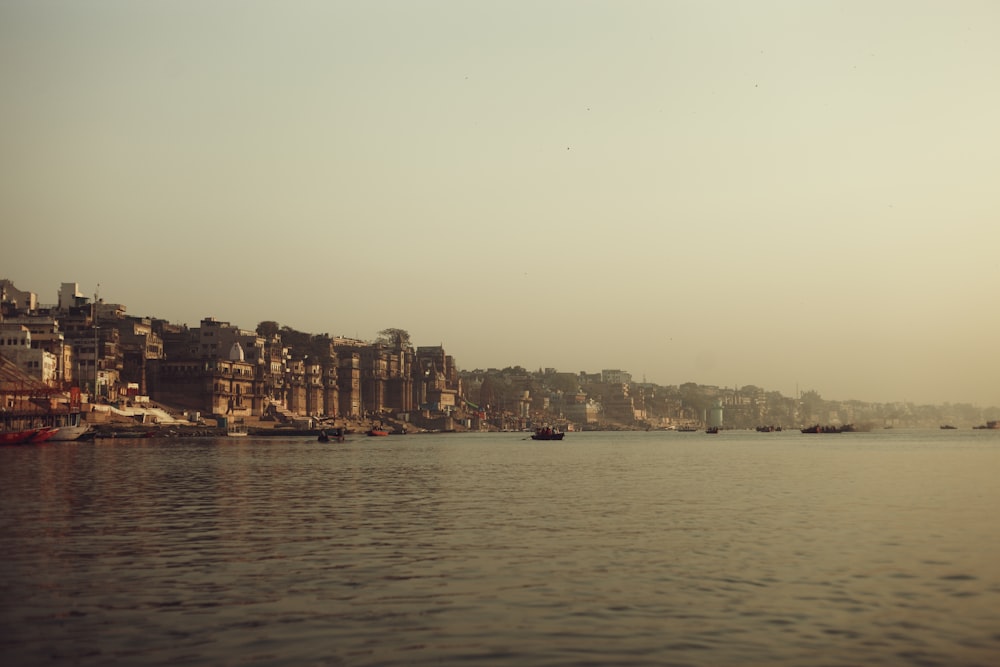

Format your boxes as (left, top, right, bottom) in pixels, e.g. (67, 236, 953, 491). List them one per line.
(2, 426, 64, 445)
(1, 429, 39, 445)
(30, 427, 59, 443)
(367, 428, 389, 437)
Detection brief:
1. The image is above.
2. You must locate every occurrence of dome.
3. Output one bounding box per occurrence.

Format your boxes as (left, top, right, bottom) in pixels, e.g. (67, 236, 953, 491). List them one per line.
(229, 341, 245, 362)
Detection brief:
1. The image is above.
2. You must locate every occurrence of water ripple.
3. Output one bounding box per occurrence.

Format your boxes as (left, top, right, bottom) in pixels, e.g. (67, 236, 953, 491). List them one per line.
(3, 431, 1000, 665)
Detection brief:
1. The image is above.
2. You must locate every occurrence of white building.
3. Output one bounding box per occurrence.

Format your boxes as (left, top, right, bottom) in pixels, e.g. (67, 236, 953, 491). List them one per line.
(601, 369, 633, 385)
(0, 323, 59, 385)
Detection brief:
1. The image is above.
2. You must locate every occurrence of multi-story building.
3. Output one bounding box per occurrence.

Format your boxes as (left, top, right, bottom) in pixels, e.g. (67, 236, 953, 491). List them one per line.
(213, 342, 258, 417)
(57, 282, 88, 311)
(414, 346, 459, 412)
(1, 316, 72, 386)
(0, 324, 59, 386)
(602, 383, 638, 423)
(333, 339, 417, 417)
(564, 398, 600, 425)
(286, 355, 336, 418)
(261, 334, 288, 408)
(337, 351, 361, 417)
(150, 341, 258, 416)
(0, 279, 38, 313)
(601, 369, 632, 386)
(149, 318, 264, 417)
(112, 317, 164, 397)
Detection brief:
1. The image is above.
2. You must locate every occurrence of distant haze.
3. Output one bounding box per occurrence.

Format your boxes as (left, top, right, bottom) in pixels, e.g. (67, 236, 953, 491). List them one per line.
(2, 1, 998, 407)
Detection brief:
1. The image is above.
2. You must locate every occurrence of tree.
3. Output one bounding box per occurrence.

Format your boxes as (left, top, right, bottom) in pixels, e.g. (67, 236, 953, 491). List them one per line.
(257, 321, 280, 338)
(279, 326, 312, 356)
(376, 328, 411, 348)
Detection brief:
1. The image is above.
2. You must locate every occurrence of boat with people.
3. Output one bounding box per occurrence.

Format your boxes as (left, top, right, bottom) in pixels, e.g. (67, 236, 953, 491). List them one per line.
(367, 427, 389, 437)
(531, 427, 564, 441)
(318, 427, 346, 443)
(801, 424, 843, 434)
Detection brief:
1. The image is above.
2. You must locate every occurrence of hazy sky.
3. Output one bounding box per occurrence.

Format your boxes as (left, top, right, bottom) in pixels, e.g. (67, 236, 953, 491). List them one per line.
(2, 1, 998, 407)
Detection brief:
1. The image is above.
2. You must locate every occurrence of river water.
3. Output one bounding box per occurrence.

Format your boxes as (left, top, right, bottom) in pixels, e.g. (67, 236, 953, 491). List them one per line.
(2, 429, 999, 666)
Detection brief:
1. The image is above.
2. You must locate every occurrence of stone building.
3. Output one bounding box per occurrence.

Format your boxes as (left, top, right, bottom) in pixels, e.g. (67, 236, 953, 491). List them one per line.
(414, 346, 459, 412)
(337, 351, 361, 417)
(285, 353, 339, 418)
(214, 342, 259, 417)
(109, 317, 163, 396)
(602, 383, 638, 423)
(333, 339, 415, 417)
(149, 318, 264, 417)
(564, 398, 601, 425)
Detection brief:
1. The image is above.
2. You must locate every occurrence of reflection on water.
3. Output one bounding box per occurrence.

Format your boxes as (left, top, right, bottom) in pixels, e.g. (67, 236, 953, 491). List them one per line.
(2, 430, 999, 666)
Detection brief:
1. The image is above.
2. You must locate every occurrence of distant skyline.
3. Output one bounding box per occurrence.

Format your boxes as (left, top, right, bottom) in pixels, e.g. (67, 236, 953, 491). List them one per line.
(2, 2, 998, 408)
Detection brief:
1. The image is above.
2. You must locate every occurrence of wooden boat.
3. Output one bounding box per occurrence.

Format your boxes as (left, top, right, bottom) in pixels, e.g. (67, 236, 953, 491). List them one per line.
(30, 427, 59, 443)
(0, 428, 40, 445)
(531, 428, 564, 441)
(367, 428, 389, 437)
(1, 427, 59, 444)
(48, 413, 92, 441)
(801, 424, 842, 434)
(227, 421, 249, 437)
(318, 428, 346, 443)
(706, 426, 720, 434)
(47, 424, 91, 441)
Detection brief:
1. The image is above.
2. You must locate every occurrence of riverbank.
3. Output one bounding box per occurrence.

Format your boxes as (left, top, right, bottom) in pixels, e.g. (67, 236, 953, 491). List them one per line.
(84, 411, 446, 439)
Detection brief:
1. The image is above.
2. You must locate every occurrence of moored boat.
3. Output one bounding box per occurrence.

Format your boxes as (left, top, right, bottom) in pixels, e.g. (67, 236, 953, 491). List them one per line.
(47, 424, 92, 441)
(0, 428, 40, 445)
(367, 428, 389, 437)
(227, 421, 249, 437)
(30, 427, 59, 443)
(47, 413, 92, 441)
